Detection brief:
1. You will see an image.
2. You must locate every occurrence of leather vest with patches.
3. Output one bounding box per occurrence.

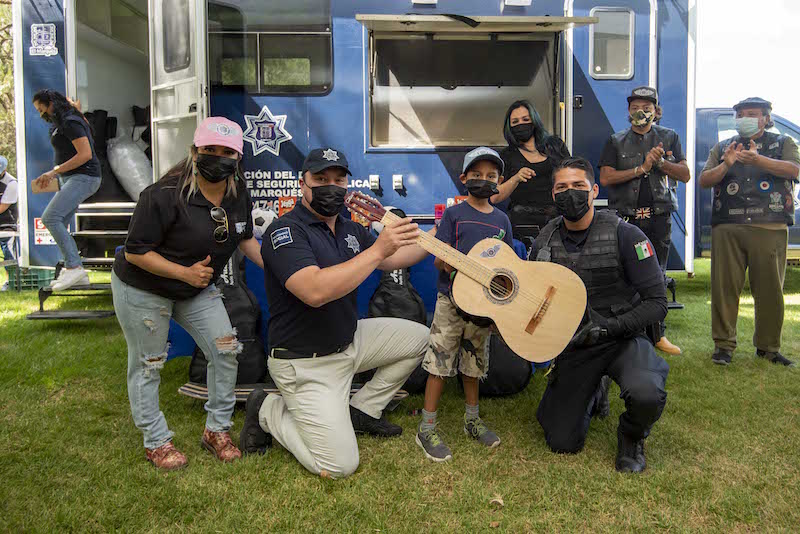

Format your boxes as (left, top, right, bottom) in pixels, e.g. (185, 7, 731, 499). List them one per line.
(711, 131, 795, 226)
(607, 124, 680, 216)
(0, 177, 17, 228)
(534, 210, 639, 320)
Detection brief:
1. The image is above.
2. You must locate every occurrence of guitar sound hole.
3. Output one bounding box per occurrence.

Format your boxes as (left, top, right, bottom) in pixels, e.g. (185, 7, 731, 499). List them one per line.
(489, 274, 514, 301)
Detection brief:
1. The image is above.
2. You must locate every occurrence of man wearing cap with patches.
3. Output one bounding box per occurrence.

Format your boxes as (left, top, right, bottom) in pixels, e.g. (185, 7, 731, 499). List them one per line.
(700, 97, 800, 367)
(0, 155, 18, 290)
(599, 86, 691, 357)
(239, 147, 432, 479)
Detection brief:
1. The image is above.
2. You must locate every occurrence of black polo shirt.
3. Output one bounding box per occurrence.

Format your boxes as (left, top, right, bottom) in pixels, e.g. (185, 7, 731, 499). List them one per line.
(261, 201, 377, 354)
(49, 113, 101, 177)
(113, 174, 254, 300)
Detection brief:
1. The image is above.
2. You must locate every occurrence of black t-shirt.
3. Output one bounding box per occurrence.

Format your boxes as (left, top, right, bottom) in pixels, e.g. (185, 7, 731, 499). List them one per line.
(49, 113, 101, 177)
(499, 146, 555, 210)
(113, 175, 254, 300)
(261, 202, 377, 355)
(598, 128, 685, 208)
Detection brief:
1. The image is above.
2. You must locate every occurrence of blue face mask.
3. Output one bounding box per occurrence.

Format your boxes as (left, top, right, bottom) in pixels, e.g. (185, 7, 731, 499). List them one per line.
(735, 117, 761, 138)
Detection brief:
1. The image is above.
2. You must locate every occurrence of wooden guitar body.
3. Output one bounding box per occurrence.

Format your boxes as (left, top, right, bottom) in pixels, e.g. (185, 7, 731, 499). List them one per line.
(451, 238, 587, 363)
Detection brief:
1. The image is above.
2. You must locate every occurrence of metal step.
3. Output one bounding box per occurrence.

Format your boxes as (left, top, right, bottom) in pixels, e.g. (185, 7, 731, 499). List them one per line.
(73, 230, 128, 237)
(27, 310, 115, 320)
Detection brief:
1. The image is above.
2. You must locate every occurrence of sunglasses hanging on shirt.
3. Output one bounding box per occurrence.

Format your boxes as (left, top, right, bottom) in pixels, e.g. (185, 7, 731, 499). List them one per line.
(210, 206, 229, 243)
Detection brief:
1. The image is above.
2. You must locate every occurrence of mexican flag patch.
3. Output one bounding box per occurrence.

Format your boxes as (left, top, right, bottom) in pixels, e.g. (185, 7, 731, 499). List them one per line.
(635, 240, 655, 261)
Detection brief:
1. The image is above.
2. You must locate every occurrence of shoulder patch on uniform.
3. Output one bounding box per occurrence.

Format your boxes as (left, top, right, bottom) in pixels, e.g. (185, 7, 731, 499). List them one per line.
(769, 142, 779, 150)
(634, 240, 654, 261)
(270, 227, 293, 250)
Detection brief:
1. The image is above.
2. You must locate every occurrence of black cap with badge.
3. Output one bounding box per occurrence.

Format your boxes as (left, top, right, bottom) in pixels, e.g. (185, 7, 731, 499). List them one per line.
(302, 147, 352, 176)
(733, 97, 772, 112)
(627, 86, 659, 105)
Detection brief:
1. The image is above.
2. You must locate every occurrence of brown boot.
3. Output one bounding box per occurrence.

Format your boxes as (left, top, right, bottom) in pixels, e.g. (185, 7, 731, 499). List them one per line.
(655, 336, 682, 355)
(201, 429, 242, 462)
(145, 441, 188, 470)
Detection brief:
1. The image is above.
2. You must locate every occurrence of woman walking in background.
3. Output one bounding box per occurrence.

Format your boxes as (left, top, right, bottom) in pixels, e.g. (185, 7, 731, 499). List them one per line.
(32, 89, 101, 290)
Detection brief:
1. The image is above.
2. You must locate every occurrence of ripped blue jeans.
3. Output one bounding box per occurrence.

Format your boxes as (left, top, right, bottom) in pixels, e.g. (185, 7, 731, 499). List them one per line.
(111, 272, 241, 449)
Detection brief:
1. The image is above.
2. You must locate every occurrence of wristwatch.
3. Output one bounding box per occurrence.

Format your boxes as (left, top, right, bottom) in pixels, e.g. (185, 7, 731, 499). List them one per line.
(52, 165, 60, 173)
(654, 157, 665, 170)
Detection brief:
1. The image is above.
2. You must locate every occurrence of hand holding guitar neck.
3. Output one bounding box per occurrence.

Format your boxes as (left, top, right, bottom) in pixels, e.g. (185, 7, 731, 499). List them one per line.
(374, 217, 419, 259)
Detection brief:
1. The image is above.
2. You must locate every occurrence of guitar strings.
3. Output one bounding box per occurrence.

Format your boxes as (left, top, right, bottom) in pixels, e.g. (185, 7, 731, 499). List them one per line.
(376, 208, 548, 308)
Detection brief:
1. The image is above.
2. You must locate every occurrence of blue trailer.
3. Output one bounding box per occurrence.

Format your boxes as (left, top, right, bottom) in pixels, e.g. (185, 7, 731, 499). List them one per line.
(13, 0, 698, 318)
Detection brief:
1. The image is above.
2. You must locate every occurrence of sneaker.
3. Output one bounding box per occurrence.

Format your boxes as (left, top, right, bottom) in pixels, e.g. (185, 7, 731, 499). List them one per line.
(145, 441, 188, 471)
(0, 281, 8, 292)
(615, 429, 646, 473)
(49, 268, 67, 287)
(350, 405, 402, 437)
(655, 336, 682, 355)
(415, 427, 453, 462)
(240, 388, 272, 455)
(756, 350, 795, 367)
(51, 267, 90, 291)
(590, 375, 611, 419)
(464, 415, 501, 448)
(711, 349, 733, 366)
(201, 429, 242, 462)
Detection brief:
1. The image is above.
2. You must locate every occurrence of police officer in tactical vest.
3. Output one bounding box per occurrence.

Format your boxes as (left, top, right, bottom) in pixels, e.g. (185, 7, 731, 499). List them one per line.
(530, 157, 669, 473)
(699, 97, 800, 367)
(599, 87, 691, 356)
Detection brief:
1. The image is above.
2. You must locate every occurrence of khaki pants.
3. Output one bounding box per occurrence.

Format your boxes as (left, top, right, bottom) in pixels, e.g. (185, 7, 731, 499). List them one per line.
(711, 224, 788, 353)
(259, 318, 428, 479)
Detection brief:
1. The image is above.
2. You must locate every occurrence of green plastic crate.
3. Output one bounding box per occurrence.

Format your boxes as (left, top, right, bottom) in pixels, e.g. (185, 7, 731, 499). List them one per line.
(8, 268, 55, 290)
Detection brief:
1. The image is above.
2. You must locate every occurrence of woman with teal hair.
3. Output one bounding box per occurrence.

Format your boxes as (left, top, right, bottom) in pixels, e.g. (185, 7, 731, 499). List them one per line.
(492, 100, 570, 247)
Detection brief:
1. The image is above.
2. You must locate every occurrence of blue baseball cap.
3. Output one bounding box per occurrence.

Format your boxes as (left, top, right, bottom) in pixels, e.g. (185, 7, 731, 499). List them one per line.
(462, 147, 504, 175)
(0, 156, 7, 174)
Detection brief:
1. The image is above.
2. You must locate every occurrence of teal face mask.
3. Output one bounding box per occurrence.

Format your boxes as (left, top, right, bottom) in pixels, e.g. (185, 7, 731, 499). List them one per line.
(735, 117, 761, 138)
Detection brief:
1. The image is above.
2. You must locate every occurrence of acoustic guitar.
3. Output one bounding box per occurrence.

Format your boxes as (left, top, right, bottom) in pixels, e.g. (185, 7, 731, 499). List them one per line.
(345, 192, 587, 363)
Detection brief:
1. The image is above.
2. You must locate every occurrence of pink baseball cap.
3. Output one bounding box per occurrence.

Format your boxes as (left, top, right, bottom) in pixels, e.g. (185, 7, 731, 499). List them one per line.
(194, 117, 244, 155)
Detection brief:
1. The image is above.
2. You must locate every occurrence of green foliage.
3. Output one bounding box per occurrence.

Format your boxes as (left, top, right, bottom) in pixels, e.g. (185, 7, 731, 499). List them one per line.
(0, 2, 16, 176)
(1, 261, 799, 531)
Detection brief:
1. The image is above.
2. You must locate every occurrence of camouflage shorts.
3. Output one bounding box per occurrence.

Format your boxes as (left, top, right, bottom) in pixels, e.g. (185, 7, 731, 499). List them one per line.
(422, 293, 490, 379)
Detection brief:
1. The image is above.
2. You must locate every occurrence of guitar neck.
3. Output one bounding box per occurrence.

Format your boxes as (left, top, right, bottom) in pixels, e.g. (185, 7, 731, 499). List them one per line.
(381, 212, 492, 284)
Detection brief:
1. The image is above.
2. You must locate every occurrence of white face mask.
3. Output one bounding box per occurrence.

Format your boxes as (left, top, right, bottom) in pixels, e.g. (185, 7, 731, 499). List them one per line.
(735, 117, 761, 138)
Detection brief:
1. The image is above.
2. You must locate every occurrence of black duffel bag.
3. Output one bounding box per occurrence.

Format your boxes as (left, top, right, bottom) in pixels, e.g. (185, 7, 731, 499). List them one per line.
(189, 249, 268, 385)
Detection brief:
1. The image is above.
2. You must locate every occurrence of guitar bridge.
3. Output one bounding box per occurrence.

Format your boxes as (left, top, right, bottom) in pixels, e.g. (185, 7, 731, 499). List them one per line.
(525, 286, 556, 334)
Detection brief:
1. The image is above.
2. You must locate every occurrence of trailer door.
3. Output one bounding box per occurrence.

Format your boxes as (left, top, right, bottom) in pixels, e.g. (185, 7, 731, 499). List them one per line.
(570, 0, 653, 164)
(148, 0, 208, 180)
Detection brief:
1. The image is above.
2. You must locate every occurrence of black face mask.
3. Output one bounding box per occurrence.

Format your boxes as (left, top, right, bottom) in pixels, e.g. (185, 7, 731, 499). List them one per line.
(465, 179, 499, 199)
(195, 153, 238, 183)
(309, 184, 347, 217)
(40, 112, 53, 123)
(511, 123, 535, 143)
(554, 188, 591, 222)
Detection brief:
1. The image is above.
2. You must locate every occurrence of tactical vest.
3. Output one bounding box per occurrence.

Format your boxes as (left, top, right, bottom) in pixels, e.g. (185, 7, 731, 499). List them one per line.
(607, 124, 680, 216)
(711, 131, 795, 226)
(0, 176, 17, 229)
(535, 210, 639, 320)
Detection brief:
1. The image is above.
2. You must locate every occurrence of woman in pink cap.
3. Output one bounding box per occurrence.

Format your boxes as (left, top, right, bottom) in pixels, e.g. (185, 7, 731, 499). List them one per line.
(111, 117, 263, 470)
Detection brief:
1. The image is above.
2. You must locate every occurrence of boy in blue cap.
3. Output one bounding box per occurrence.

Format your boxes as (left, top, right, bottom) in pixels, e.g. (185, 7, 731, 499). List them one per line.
(416, 147, 514, 462)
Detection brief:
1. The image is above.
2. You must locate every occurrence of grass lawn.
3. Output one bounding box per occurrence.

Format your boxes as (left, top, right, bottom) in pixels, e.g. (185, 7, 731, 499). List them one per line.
(1, 259, 799, 532)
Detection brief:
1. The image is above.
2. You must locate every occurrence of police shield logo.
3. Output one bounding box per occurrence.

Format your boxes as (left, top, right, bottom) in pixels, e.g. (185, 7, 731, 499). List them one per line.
(243, 105, 293, 157)
(769, 192, 783, 212)
(322, 148, 340, 162)
(345, 234, 360, 254)
(270, 227, 293, 249)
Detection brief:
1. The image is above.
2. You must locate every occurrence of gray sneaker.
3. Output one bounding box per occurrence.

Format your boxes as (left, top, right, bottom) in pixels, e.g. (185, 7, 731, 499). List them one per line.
(464, 416, 501, 448)
(416, 427, 453, 462)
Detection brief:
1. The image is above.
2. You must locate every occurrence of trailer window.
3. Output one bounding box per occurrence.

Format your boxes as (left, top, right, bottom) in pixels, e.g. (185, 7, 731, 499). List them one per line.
(590, 8, 634, 80)
(208, 0, 332, 94)
(369, 34, 556, 148)
(162, 0, 191, 73)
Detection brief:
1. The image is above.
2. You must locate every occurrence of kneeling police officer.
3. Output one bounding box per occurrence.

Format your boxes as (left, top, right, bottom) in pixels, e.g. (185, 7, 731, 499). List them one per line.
(531, 157, 670, 473)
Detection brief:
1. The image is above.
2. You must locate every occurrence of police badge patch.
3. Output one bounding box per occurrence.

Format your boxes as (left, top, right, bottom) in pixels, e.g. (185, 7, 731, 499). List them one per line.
(769, 192, 783, 212)
(345, 234, 361, 254)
